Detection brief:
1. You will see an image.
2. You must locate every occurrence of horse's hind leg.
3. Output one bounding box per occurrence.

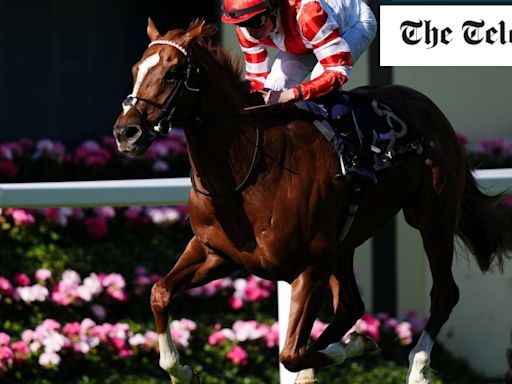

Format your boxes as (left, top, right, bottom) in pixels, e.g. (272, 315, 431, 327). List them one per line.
(151, 236, 238, 383)
(406, 205, 460, 384)
(305, 248, 377, 371)
(279, 265, 332, 373)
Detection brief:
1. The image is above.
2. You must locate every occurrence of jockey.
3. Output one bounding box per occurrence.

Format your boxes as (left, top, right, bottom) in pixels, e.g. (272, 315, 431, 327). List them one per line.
(221, 0, 378, 186)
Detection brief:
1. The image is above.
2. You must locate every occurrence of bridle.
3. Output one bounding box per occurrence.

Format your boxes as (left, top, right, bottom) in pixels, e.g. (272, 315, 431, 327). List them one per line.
(121, 38, 272, 198)
(122, 40, 201, 140)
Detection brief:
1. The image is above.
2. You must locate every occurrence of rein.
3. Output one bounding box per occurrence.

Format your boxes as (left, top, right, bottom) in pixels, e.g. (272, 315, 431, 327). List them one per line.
(190, 113, 264, 198)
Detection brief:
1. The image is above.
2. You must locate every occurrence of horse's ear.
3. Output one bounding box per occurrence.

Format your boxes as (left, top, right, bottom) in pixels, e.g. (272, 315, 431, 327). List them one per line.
(183, 19, 216, 47)
(184, 19, 205, 45)
(147, 17, 161, 41)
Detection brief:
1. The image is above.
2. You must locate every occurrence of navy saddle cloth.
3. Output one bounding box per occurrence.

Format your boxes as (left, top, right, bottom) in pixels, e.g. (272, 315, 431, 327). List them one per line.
(299, 91, 424, 171)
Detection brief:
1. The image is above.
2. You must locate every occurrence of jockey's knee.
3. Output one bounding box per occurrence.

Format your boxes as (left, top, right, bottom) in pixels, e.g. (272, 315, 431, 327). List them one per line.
(150, 281, 170, 315)
(279, 350, 305, 372)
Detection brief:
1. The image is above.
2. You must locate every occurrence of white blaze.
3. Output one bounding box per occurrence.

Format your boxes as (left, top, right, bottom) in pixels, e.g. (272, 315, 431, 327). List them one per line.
(123, 53, 160, 114)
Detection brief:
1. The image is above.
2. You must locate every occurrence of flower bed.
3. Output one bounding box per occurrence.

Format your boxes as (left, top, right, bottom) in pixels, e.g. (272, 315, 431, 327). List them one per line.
(0, 133, 499, 383)
(0, 207, 456, 383)
(0, 133, 511, 184)
(0, 266, 430, 383)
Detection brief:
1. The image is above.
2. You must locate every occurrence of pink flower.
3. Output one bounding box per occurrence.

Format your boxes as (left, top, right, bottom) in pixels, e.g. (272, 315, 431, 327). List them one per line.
(8, 209, 35, 227)
(103, 273, 128, 302)
(146, 207, 181, 224)
(144, 331, 159, 350)
(262, 322, 279, 348)
(35, 268, 52, 282)
(33, 139, 66, 163)
(119, 348, 134, 358)
(311, 320, 328, 341)
(0, 277, 13, 295)
(152, 160, 170, 172)
(62, 322, 81, 336)
(110, 337, 126, 351)
(94, 206, 116, 219)
(245, 276, 274, 302)
(40, 319, 61, 332)
(38, 351, 61, 367)
(385, 318, 398, 328)
(0, 159, 19, 178)
(395, 321, 413, 346)
(355, 314, 381, 341)
(456, 132, 468, 146)
(74, 141, 111, 168)
(0, 333, 11, 346)
(13, 273, 31, 287)
(83, 216, 108, 238)
(10, 341, 29, 362)
(229, 296, 244, 310)
(149, 274, 162, 284)
(475, 137, 512, 156)
(232, 320, 264, 342)
(207, 324, 236, 346)
(170, 319, 197, 349)
(16, 284, 49, 302)
(0, 346, 14, 372)
(403, 310, 427, 332)
(226, 345, 248, 366)
(501, 195, 512, 208)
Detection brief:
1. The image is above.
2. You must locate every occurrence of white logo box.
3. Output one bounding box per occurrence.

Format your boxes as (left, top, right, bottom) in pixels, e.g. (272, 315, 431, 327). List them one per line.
(380, 3, 512, 66)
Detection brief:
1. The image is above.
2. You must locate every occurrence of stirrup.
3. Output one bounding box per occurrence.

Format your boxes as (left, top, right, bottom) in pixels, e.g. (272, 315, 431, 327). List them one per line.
(335, 155, 377, 187)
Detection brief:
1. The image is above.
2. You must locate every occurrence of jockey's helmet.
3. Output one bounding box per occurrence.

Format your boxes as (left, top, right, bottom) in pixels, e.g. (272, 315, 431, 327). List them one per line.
(221, 0, 275, 25)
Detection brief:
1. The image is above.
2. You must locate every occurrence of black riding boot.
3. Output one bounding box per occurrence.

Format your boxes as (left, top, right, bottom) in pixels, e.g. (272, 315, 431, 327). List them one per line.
(332, 112, 378, 187)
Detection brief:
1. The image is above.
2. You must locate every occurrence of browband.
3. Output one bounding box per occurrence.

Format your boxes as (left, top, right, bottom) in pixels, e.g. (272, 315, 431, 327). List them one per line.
(149, 40, 188, 56)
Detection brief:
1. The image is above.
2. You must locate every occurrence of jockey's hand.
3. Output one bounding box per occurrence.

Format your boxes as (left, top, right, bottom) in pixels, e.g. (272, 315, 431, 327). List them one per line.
(264, 89, 296, 105)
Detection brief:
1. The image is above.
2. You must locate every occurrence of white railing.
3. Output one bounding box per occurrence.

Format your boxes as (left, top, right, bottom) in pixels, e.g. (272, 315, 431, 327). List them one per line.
(1, 168, 511, 383)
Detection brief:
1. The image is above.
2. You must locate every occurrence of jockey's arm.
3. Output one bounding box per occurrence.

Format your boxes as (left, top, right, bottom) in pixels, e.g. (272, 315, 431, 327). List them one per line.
(293, 1, 352, 101)
(236, 26, 270, 92)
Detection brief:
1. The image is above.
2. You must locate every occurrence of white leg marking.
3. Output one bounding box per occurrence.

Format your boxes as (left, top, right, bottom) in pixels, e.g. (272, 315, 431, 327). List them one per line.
(158, 320, 192, 384)
(295, 368, 317, 383)
(122, 53, 160, 115)
(407, 331, 434, 384)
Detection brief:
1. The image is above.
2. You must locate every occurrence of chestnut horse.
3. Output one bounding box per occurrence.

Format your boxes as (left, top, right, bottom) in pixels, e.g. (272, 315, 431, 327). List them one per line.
(113, 19, 511, 384)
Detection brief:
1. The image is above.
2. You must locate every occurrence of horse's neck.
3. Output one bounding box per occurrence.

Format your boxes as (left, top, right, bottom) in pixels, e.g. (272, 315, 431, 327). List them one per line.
(185, 51, 256, 195)
(186, 120, 257, 195)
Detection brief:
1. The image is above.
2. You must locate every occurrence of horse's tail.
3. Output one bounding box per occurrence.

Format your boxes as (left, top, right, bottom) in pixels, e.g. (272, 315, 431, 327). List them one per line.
(457, 165, 512, 272)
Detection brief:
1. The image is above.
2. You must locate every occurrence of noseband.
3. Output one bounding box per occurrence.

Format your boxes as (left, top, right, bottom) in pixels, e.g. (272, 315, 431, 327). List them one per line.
(122, 39, 200, 139)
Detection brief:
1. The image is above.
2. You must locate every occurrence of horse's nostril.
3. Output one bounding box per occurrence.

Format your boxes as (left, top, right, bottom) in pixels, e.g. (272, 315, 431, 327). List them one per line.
(124, 125, 142, 141)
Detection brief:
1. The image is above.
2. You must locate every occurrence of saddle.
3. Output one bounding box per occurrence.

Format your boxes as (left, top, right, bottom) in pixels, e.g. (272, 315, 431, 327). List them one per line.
(296, 91, 424, 171)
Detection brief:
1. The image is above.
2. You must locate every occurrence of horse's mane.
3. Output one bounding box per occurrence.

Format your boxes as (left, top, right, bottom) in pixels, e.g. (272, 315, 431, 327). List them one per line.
(166, 19, 257, 102)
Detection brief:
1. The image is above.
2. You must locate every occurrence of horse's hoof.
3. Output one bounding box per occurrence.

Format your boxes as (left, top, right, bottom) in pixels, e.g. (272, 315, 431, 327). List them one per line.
(344, 332, 380, 356)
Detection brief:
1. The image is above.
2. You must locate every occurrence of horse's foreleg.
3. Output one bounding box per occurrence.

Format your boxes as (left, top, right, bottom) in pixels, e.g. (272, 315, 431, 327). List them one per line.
(151, 236, 237, 383)
(279, 265, 331, 374)
(407, 222, 459, 384)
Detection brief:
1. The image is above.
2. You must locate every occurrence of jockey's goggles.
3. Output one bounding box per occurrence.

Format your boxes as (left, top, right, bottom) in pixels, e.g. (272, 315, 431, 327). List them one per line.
(236, 11, 270, 29)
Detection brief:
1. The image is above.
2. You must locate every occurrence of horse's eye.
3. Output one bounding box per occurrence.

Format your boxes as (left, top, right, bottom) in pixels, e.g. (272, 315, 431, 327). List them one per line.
(164, 70, 180, 81)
